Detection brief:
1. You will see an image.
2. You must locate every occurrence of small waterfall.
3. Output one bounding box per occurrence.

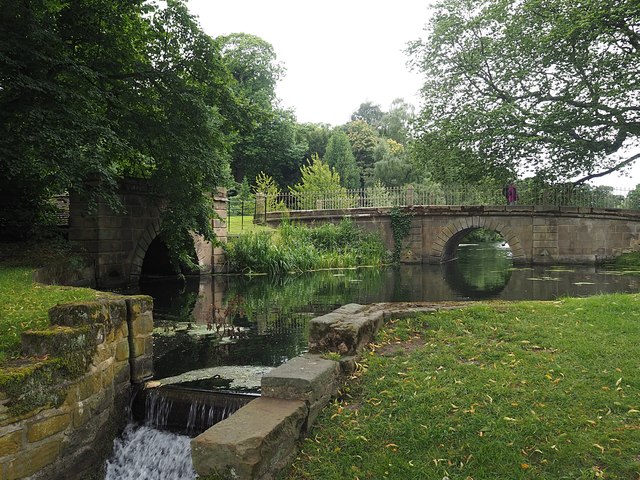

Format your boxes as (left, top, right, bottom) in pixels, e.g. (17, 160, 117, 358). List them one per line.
(105, 384, 258, 478)
(185, 395, 253, 435)
(104, 424, 195, 480)
(144, 388, 173, 429)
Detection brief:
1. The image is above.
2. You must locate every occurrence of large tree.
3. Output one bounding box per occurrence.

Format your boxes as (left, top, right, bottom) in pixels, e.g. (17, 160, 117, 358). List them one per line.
(0, 0, 239, 257)
(408, 0, 640, 184)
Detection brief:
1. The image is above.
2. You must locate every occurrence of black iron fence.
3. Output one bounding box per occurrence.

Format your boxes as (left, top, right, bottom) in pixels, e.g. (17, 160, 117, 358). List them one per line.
(227, 184, 635, 233)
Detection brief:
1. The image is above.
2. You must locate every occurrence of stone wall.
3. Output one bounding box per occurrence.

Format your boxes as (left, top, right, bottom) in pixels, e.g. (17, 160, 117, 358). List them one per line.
(0, 296, 154, 480)
(265, 205, 640, 265)
(69, 179, 229, 288)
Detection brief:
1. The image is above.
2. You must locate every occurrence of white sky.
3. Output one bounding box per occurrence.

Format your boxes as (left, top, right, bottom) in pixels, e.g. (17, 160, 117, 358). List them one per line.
(185, 0, 638, 190)
(186, 0, 430, 126)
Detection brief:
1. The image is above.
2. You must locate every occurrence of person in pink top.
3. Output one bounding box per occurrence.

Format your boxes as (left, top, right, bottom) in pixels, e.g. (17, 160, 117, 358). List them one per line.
(506, 181, 518, 205)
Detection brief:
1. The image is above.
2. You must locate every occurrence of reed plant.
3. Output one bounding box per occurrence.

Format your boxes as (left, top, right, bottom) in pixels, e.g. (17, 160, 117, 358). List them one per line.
(224, 220, 387, 275)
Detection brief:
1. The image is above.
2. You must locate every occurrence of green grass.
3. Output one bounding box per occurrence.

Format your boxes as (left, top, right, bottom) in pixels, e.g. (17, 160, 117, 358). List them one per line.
(284, 295, 640, 480)
(226, 215, 274, 235)
(0, 266, 98, 363)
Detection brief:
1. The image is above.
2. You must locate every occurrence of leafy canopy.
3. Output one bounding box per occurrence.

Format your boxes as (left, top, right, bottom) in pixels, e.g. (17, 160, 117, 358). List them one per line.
(409, 0, 640, 184)
(0, 0, 241, 260)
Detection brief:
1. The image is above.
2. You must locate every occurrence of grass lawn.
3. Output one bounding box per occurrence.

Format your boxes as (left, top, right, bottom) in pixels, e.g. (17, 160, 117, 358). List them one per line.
(284, 295, 640, 480)
(226, 215, 273, 235)
(0, 264, 99, 363)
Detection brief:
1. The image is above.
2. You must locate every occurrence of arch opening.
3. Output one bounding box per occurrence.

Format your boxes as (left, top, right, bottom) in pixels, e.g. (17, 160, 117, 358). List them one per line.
(140, 236, 199, 278)
(441, 227, 513, 299)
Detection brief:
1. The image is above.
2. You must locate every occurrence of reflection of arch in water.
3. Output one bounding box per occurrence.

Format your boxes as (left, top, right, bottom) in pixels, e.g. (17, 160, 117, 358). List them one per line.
(434, 219, 526, 263)
(441, 254, 513, 299)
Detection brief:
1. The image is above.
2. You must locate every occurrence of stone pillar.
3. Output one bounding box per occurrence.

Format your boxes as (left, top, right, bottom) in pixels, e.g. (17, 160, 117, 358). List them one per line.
(406, 184, 415, 207)
(212, 188, 228, 273)
(254, 193, 266, 225)
(125, 296, 154, 383)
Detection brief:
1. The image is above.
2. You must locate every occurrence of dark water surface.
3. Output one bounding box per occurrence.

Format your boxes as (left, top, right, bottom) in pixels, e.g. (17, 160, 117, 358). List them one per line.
(104, 243, 640, 478)
(139, 243, 640, 382)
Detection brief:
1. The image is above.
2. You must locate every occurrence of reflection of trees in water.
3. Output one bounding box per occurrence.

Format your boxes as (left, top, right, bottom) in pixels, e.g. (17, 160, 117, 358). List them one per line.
(442, 243, 513, 299)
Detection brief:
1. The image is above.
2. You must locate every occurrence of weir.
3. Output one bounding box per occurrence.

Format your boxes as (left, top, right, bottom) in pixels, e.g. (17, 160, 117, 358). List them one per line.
(131, 384, 259, 434)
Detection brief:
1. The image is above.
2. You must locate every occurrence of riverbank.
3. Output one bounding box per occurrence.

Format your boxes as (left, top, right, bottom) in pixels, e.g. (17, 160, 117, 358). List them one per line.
(283, 294, 640, 479)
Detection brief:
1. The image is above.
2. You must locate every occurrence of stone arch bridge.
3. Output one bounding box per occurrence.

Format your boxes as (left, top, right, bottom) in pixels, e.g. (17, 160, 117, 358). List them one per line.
(264, 204, 640, 265)
(68, 178, 227, 288)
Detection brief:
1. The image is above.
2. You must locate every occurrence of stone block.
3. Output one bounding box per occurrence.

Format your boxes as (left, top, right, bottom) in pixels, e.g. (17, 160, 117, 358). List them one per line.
(4, 438, 62, 479)
(77, 370, 102, 401)
(114, 338, 130, 362)
(309, 305, 385, 355)
(27, 413, 71, 443)
(262, 354, 340, 430)
(191, 397, 307, 480)
(0, 428, 22, 456)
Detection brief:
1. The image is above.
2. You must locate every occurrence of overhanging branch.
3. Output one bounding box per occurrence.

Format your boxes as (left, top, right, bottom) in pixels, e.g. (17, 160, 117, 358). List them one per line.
(573, 152, 640, 185)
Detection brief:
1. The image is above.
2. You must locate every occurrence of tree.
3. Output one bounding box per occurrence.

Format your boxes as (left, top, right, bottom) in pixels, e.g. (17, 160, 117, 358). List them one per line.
(216, 33, 305, 186)
(351, 101, 384, 130)
(217, 33, 284, 111)
(230, 108, 307, 187)
(344, 120, 381, 187)
(324, 132, 360, 189)
(380, 98, 415, 146)
(0, 0, 240, 256)
(408, 0, 640, 185)
(289, 155, 350, 209)
(298, 123, 333, 161)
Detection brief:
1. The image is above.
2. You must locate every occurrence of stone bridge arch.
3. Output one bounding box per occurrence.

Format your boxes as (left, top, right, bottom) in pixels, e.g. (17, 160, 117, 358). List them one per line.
(69, 179, 227, 289)
(433, 217, 527, 263)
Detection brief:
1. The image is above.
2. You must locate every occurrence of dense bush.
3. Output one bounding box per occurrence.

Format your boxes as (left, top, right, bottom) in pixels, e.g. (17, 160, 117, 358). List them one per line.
(224, 219, 386, 275)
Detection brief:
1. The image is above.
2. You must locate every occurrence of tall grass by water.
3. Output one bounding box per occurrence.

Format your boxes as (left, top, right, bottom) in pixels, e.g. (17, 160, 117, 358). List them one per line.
(224, 220, 387, 275)
(284, 294, 640, 479)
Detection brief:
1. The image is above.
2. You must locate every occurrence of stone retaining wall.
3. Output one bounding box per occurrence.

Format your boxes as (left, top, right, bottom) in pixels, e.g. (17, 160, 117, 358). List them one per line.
(191, 302, 441, 480)
(0, 296, 154, 480)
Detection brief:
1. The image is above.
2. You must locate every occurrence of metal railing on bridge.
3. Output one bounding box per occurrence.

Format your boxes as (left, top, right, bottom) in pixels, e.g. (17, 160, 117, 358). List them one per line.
(228, 184, 634, 233)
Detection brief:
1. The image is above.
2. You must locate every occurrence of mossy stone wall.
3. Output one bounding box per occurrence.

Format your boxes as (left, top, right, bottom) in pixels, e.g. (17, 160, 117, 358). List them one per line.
(0, 295, 154, 480)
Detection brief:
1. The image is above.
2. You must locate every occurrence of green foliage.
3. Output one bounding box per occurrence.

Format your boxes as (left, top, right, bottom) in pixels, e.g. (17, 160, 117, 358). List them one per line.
(0, 0, 239, 258)
(610, 252, 640, 269)
(254, 172, 287, 212)
(344, 120, 381, 187)
(285, 294, 640, 479)
(298, 123, 333, 161)
(324, 132, 360, 189)
(623, 184, 640, 209)
(289, 155, 354, 209)
(224, 220, 386, 275)
(389, 207, 414, 263)
(463, 228, 503, 244)
(408, 0, 640, 184)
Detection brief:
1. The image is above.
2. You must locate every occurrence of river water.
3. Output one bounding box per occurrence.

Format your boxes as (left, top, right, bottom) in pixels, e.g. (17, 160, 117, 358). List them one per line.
(104, 243, 640, 477)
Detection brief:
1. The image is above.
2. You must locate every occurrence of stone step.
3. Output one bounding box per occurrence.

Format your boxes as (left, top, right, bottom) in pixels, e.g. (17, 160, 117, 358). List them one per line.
(262, 354, 340, 430)
(21, 325, 98, 358)
(191, 397, 307, 480)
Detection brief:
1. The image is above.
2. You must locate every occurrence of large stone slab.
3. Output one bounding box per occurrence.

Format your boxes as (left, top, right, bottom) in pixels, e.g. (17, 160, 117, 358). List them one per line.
(261, 354, 340, 429)
(191, 397, 307, 480)
(308, 303, 384, 355)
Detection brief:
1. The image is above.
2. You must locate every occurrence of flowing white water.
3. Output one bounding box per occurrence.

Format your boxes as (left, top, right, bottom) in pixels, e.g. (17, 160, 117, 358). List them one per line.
(104, 424, 196, 480)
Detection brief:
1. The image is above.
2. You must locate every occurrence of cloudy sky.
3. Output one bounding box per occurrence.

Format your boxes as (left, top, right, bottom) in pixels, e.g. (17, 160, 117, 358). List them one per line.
(185, 0, 637, 189)
(186, 0, 431, 126)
